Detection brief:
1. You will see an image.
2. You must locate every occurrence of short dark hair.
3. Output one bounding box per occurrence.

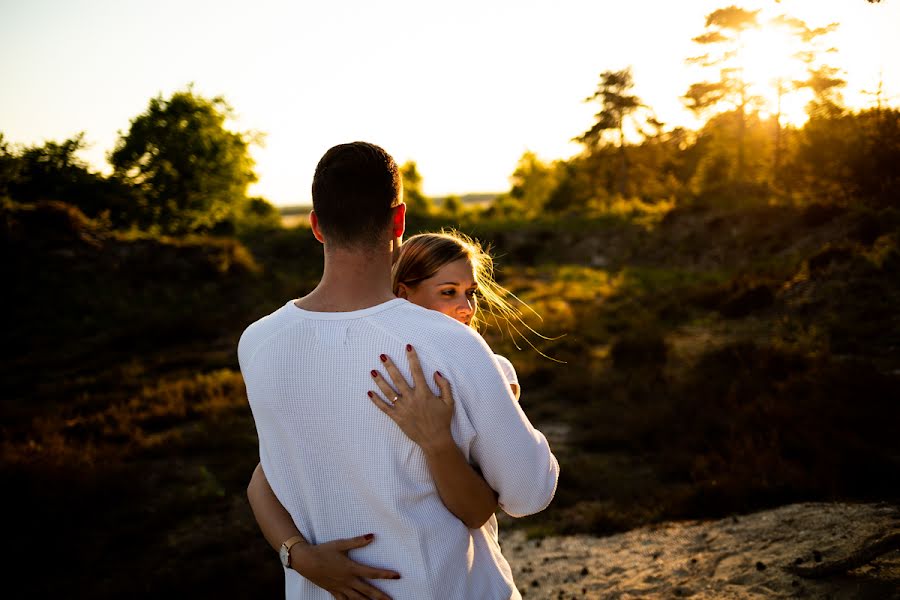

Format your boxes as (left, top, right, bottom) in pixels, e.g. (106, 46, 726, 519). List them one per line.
(311, 141, 402, 247)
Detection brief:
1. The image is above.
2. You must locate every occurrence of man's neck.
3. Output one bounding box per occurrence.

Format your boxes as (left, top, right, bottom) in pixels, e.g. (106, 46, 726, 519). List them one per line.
(295, 244, 395, 313)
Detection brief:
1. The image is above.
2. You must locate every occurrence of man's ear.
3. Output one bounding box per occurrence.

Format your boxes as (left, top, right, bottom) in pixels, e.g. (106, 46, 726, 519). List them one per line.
(395, 283, 410, 299)
(309, 210, 325, 243)
(392, 203, 407, 239)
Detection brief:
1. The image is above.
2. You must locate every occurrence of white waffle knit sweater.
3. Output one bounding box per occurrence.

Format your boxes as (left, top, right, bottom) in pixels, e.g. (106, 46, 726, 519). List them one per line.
(239, 298, 559, 600)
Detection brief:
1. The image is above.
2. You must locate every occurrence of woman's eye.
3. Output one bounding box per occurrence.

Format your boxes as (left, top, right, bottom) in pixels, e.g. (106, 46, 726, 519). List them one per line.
(466, 289, 477, 298)
(441, 289, 456, 297)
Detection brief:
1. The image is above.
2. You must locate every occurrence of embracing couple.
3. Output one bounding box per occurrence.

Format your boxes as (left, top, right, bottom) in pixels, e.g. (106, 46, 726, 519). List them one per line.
(239, 141, 559, 599)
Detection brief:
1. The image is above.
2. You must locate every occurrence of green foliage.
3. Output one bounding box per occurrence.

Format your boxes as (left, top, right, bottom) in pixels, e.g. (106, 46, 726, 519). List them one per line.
(231, 196, 282, 235)
(400, 160, 433, 215)
(577, 68, 647, 197)
(0, 133, 141, 227)
(489, 2, 893, 216)
(690, 111, 773, 203)
(685, 7, 764, 183)
(0, 133, 20, 197)
(4, 184, 900, 595)
(789, 108, 900, 207)
(109, 87, 258, 234)
(506, 151, 561, 215)
(542, 159, 593, 214)
(439, 194, 464, 219)
(577, 68, 642, 149)
(683, 6, 844, 188)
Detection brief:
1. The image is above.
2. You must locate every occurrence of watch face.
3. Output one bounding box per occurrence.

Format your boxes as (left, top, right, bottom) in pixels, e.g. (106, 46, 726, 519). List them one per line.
(279, 545, 290, 567)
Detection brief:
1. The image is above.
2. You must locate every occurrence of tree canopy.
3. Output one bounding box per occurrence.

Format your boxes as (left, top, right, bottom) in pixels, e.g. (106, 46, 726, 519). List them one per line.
(400, 160, 433, 215)
(110, 87, 258, 234)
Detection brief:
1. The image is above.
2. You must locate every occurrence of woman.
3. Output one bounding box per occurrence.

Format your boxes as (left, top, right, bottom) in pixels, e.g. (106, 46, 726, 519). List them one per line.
(390, 230, 521, 400)
(248, 230, 530, 598)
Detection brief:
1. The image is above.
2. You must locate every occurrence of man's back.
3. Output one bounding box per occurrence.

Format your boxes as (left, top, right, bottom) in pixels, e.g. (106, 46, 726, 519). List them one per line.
(239, 298, 558, 599)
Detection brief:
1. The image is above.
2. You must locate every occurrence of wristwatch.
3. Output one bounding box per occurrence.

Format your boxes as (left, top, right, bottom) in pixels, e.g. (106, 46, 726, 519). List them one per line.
(279, 535, 304, 568)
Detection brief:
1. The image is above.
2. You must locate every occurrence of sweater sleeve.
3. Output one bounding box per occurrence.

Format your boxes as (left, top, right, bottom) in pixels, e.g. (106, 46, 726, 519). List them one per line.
(448, 332, 558, 517)
(493, 354, 519, 387)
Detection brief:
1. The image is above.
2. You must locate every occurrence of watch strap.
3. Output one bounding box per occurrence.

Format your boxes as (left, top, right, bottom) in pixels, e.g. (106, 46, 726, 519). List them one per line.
(281, 535, 304, 567)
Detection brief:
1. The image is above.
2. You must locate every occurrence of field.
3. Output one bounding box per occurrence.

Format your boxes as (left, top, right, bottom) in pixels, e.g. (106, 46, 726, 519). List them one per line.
(3, 198, 899, 597)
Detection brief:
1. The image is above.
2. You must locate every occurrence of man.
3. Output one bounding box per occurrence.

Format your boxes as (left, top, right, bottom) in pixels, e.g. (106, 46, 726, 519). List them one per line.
(239, 142, 559, 599)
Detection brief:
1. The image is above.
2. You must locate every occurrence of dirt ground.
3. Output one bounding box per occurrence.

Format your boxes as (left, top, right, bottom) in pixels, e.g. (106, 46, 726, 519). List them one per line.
(502, 503, 900, 600)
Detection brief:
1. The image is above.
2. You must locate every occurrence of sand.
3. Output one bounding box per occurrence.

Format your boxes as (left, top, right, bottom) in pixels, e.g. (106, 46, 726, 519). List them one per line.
(501, 503, 900, 599)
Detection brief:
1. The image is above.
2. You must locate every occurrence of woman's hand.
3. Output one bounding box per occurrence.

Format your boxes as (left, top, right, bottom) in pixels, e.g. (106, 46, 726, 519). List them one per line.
(368, 345, 499, 528)
(368, 345, 454, 452)
(291, 534, 400, 600)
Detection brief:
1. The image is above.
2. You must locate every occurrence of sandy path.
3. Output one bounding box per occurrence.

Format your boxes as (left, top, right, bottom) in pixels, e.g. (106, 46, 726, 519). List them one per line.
(501, 503, 900, 599)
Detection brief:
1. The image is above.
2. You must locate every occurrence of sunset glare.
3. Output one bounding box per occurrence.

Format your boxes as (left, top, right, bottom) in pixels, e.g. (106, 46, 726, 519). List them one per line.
(1, 0, 898, 205)
(738, 26, 813, 124)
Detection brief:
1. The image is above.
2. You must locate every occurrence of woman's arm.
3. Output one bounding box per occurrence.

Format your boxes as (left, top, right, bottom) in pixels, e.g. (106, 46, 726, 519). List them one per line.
(247, 463, 302, 553)
(418, 436, 500, 529)
(369, 346, 499, 529)
(247, 464, 400, 599)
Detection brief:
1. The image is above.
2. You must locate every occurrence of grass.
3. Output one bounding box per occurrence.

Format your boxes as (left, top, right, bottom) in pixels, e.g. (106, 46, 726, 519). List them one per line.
(3, 197, 900, 597)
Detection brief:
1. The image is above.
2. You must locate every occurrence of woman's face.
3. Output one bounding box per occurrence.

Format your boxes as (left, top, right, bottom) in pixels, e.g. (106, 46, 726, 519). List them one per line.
(398, 258, 478, 326)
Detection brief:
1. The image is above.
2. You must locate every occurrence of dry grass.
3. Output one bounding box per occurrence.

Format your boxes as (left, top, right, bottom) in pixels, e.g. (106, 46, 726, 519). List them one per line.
(3, 198, 899, 597)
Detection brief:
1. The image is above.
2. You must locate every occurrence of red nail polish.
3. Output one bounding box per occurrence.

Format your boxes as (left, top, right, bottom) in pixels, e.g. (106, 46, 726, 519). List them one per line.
(371, 370, 378, 378)
(436, 371, 443, 379)
(364, 533, 374, 540)
(367, 391, 374, 398)
(380, 354, 387, 362)
(406, 344, 412, 352)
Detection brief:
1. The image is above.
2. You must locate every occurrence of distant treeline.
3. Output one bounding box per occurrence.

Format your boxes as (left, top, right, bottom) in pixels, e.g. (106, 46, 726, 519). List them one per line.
(489, 4, 899, 220)
(278, 194, 497, 217)
(1, 4, 897, 237)
(492, 105, 899, 220)
(0, 87, 280, 236)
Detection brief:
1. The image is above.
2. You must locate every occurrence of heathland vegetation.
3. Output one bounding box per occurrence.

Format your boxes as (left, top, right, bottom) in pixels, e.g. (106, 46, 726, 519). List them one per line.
(2, 5, 899, 597)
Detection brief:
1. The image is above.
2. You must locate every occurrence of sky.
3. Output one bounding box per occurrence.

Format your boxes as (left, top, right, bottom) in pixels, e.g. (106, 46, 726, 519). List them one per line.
(1, 0, 898, 206)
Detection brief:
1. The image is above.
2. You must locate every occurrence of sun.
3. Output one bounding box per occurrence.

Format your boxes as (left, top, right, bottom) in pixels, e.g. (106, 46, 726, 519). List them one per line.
(737, 25, 814, 125)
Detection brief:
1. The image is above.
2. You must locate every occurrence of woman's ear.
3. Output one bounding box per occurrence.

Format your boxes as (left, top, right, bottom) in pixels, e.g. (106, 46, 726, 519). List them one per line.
(395, 283, 410, 299)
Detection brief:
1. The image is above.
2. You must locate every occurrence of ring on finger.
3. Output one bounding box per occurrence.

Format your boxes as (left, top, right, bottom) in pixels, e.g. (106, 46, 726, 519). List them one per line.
(391, 394, 401, 404)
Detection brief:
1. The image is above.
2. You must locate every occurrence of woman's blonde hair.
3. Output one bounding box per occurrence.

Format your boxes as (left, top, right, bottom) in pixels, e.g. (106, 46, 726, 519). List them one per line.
(392, 230, 543, 345)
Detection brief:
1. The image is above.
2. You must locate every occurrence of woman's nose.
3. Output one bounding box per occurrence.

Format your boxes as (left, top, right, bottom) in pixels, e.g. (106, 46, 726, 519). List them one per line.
(458, 298, 474, 315)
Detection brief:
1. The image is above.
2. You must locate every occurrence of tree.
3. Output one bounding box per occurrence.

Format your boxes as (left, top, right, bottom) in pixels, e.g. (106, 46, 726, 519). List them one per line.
(399, 161, 433, 215)
(684, 6, 762, 184)
(508, 151, 560, 214)
(5, 134, 92, 201)
(790, 107, 900, 207)
(109, 87, 258, 234)
(765, 14, 842, 178)
(440, 194, 463, 219)
(232, 196, 282, 234)
(686, 7, 845, 188)
(1, 133, 139, 225)
(0, 134, 21, 198)
(577, 68, 642, 196)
